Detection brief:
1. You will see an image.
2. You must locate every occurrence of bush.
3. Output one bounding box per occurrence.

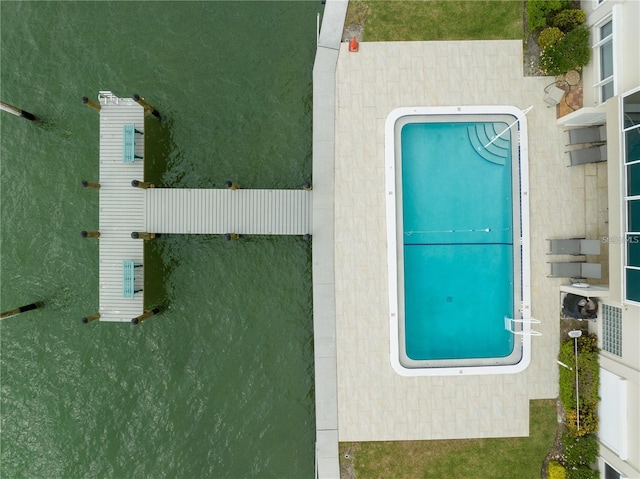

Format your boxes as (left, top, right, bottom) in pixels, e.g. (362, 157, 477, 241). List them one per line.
(527, 0, 572, 32)
(538, 27, 564, 49)
(578, 333, 598, 354)
(565, 404, 599, 437)
(559, 342, 577, 408)
(541, 26, 591, 75)
(566, 467, 599, 479)
(553, 9, 587, 32)
(563, 434, 599, 467)
(559, 334, 600, 430)
(549, 461, 567, 479)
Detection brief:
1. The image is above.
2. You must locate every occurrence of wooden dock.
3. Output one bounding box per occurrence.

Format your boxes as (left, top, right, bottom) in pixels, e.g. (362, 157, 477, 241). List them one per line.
(94, 92, 312, 322)
(145, 188, 312, 234)
(98, 92, 145, 322)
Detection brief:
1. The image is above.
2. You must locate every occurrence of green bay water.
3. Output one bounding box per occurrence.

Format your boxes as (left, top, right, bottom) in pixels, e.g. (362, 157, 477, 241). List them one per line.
(1, 2, 319, 477)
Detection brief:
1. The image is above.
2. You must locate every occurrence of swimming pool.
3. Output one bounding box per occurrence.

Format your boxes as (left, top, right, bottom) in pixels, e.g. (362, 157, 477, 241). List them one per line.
(385, 106, 531, 376)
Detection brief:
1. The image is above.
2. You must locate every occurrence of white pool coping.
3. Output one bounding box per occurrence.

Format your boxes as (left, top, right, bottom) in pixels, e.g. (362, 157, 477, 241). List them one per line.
(384, 106, 532, 376)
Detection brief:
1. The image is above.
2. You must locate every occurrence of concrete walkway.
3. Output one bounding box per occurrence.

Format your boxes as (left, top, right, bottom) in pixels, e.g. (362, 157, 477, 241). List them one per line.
(312, 1, 348, 477)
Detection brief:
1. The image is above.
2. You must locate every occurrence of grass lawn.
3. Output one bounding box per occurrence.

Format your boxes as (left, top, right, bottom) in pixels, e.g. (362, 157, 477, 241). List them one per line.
(345, 0, 523, 41)
(340, 399, 557, 479)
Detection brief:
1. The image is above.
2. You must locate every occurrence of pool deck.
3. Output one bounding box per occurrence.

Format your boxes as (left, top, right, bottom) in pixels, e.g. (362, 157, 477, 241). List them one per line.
(334, 40, 608, 442)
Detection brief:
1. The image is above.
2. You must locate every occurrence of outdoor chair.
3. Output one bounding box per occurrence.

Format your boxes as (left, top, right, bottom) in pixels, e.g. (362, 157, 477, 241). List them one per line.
(566, 125, 606, 146)
(568, 145, 607, 166)
(547, 238, 601, 255)
(548, 262, 601, 279)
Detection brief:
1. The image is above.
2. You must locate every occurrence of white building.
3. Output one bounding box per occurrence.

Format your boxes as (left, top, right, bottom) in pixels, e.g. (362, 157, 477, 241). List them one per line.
(559, 1, 640, 477)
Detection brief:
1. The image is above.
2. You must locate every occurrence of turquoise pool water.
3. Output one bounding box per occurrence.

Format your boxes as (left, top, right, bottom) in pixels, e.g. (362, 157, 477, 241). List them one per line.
(401, 122, 515, 361)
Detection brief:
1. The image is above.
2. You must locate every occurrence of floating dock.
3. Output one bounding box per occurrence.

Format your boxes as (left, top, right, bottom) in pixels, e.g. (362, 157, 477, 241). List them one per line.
(94, 91, 312, 322)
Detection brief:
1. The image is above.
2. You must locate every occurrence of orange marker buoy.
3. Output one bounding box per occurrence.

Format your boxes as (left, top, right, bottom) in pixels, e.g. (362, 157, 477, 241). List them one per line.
(349, 37, 359, 53)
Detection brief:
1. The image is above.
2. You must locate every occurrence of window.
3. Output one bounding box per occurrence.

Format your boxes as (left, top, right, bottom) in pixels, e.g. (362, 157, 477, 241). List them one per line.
(604, 462, 621, 479)
(593, 19, 614, 103)
(624, 89, 640, 302)
(602, 304, 622, 356)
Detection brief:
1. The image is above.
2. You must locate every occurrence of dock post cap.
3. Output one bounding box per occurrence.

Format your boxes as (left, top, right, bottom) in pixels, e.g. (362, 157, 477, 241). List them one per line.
(131, 180, 140, 187)
(132, 94, 141, 101)
(304, 234, 312, 241)
(82, 96, 89, 103)
(82, 180, 100, 189)
(82, 312, 101, 324)
(131, 232, 140, 239)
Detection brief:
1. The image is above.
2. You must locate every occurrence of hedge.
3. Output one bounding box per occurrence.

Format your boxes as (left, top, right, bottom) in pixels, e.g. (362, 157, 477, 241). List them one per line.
(553, 9, 587, 32)
(527, 0, 572, 32)
(541, 26, 591, 77)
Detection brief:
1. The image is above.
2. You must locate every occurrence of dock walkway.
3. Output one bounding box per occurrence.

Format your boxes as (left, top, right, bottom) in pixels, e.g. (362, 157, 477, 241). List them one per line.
(145, 188, 311, 235)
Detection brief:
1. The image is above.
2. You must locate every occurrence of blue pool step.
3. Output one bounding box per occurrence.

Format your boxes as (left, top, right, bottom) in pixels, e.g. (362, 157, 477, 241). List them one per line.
(467, 124, 510, 166)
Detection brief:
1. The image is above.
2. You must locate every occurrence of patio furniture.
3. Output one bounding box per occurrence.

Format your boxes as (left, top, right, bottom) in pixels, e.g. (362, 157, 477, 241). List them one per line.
(543, 85, 565, 107)
(549, 262, 601, 279)
(568, 145, 607, 166)
(548, 238, 601, 255)
(566, 125, 606, 145)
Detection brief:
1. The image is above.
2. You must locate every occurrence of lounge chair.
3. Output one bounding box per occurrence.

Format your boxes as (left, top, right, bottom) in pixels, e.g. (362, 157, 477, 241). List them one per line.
(569, 145, 607, 166)
(548, 262, 601, 279)
(566, 125, 606, 145)
(548, 238, 601, 255)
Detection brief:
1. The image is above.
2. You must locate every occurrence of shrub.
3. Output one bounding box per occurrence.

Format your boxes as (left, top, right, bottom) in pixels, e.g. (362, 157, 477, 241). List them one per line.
(566, 467, 599, 479)
(549, 461, 567, 479)
(559, 340, 577, 408)
(541, 26, 591, 75)
(566, 404, 599, 437)
(553, 9, 587, 32)
(578, 333, 598, 354)
(562, 434, 598, 478)
(527, 0, 572, 32)
(538, 27, 564, 49)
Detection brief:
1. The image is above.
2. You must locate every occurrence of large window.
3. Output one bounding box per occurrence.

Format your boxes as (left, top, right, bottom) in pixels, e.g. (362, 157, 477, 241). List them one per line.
(623, 90, 640, 302)
(593, 19, 614, 103)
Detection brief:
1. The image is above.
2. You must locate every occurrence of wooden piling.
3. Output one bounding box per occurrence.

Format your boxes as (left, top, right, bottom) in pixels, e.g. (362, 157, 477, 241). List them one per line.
(131, 306, 162, 325)
(82, 312, 101, 323)
(131, 180, 155, 189)
(132, 94, 160, 119)
(1, 101, 36, 121)
(82, 96, 101, 112)
(131, 232, 158, 240)
(81, 230, 100, 238)
(303, 182, 313, 191)
(1, 301, 44, 319)
(225, 233, 241, 241)
(225, 181, 240, 190)
(0, 101, 37, 121)
(82, 180, 101, 189)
